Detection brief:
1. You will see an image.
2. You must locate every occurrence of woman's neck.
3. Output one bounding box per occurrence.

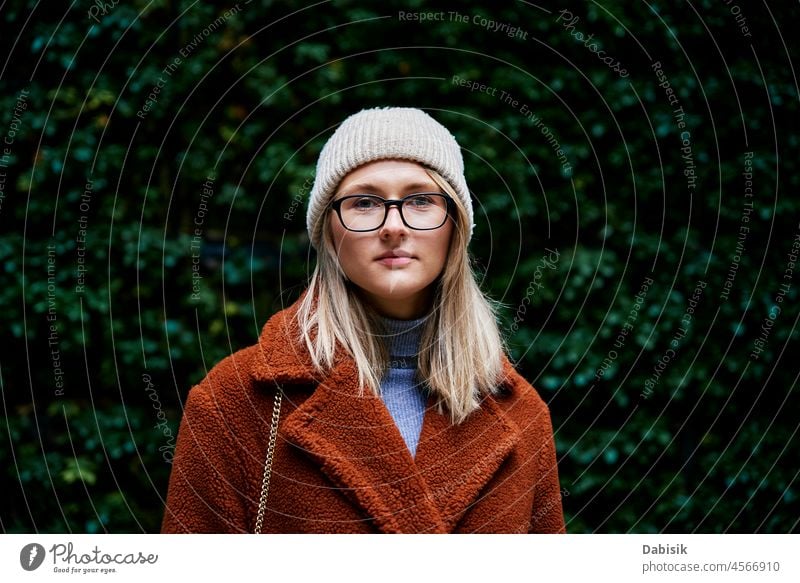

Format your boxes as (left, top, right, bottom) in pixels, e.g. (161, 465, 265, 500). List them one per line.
(358, 287, 434, 319)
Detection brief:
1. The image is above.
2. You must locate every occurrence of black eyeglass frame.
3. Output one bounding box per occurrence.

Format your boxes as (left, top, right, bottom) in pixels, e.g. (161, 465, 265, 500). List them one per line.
(329, 193, 455, 232)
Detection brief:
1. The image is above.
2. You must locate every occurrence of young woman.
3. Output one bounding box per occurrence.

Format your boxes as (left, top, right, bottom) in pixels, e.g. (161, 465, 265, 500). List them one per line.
(161, 107, 566, 534)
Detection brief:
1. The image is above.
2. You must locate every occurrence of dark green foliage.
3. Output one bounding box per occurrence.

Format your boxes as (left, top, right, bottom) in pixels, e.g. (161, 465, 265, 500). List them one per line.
(1, 0, 797, 532)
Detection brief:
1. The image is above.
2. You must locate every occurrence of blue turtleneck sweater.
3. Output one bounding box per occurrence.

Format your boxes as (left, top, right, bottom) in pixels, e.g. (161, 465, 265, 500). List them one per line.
(377, 313, 430, 458)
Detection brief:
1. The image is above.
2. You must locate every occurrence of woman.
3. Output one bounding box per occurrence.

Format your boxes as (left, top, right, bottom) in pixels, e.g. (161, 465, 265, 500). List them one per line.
(161, 107, 566, 534)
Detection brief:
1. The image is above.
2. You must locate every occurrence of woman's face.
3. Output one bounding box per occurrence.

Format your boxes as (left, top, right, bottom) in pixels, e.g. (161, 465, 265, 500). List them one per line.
(329, 159, 454, 320)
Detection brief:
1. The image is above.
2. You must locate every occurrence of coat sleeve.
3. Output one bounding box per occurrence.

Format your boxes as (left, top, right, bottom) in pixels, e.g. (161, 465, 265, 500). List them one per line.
(161, 381, 252, 534)
(528, 406, 567, 534)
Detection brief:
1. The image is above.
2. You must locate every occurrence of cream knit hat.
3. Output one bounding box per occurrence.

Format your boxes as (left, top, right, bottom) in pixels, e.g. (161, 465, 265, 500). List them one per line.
(306, 107, 473, 250)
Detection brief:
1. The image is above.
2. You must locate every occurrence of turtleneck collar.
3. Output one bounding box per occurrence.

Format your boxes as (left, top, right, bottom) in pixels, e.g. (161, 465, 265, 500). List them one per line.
(376, 312, 431, 357)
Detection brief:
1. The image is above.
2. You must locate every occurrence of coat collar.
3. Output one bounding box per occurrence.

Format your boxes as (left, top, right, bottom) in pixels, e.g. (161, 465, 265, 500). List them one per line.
(251, 295, 521, 533)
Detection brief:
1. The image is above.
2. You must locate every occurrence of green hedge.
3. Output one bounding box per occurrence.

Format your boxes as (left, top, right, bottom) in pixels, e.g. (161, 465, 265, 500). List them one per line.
(1, 0, 797, 532)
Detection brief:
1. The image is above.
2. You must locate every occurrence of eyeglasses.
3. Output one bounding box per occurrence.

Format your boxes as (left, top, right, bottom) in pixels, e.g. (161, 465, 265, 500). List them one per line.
(329, 193, 454, 232)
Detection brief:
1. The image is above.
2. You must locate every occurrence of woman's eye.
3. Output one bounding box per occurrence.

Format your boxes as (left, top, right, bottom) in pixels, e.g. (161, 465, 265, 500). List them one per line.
(353, 197, 380, 209)
(408, 195, 432, 207)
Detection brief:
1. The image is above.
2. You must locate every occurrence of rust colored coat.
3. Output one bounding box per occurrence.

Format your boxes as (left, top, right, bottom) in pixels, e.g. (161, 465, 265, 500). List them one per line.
(161, 295, 566, 534)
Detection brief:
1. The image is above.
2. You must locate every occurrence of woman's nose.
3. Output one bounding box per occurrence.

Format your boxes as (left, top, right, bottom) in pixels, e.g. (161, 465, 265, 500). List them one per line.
(380, 205, 407, 234)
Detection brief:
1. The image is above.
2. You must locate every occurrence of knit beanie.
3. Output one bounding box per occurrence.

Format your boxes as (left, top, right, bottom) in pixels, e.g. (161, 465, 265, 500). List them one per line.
(306, 107, 474, 250)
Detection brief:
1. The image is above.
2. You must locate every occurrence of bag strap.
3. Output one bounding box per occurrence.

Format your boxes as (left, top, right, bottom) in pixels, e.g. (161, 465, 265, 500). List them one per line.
(254, 389, 283, 534)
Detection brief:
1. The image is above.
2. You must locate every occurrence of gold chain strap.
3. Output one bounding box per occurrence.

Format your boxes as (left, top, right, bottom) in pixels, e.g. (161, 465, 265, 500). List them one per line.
(254, 389, 282, 534)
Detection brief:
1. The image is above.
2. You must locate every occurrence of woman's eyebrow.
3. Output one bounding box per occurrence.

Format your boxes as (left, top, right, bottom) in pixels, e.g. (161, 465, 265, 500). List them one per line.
(339, 182, 438, 195)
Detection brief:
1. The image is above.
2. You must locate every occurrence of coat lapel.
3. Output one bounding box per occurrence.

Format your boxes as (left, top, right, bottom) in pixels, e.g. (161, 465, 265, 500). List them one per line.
(280, 357, 447, 533)
(251, 298, 521, 533)
(414, 378, 521, 532)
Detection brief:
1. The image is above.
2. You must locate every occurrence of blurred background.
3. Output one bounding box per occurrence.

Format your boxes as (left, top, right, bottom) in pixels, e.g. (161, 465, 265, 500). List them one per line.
(0, 0, 797, 533)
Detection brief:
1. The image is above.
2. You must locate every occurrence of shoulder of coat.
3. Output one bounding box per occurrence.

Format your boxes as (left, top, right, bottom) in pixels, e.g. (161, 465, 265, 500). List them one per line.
(494, 354, 551, 416)
(187, 343, 266, 409)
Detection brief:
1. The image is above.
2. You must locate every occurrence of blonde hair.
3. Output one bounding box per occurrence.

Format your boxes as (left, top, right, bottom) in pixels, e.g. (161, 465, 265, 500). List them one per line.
(296, 168, 506, 424)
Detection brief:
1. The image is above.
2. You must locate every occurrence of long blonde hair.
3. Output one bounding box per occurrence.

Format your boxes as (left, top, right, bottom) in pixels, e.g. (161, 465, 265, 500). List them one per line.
(296, 168, 506, 424)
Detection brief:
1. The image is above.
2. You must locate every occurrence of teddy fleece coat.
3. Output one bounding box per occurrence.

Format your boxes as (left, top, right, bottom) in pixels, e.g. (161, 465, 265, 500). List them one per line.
(161, 295, 566, 534)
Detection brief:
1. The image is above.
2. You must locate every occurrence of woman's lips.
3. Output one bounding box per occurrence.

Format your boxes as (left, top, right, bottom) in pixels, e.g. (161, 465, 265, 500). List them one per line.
(376, 256, 413, 267)
(375, 249, 414, 267)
